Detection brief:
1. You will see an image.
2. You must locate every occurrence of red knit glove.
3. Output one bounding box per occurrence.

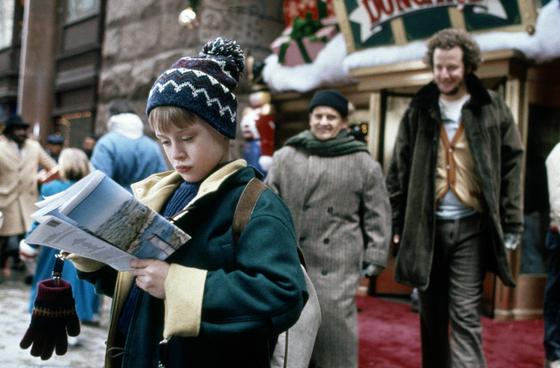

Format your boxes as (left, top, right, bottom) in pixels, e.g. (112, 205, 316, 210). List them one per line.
(20, 279, 80, 360)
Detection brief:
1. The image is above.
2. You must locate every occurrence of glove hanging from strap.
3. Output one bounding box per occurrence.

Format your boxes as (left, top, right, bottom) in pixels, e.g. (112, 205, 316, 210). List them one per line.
(20, 251, 80, 360)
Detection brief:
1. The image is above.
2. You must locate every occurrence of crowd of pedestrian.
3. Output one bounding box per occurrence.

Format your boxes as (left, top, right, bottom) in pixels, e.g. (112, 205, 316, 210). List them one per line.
(1, 98, 167, 354)
(0, 27, 558, 368)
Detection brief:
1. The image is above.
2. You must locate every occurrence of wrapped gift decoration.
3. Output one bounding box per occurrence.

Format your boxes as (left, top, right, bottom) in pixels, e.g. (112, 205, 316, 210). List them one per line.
(283, 0, 336, 27)
(271, 14, 338, 67)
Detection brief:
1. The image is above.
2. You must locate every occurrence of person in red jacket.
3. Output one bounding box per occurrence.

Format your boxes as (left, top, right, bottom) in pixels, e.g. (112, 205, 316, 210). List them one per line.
(241, 88, 276, 175)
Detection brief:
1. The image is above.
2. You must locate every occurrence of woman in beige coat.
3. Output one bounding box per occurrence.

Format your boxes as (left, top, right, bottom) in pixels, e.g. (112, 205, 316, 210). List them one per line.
(266, 90, 391, 368)
(0, 115, 56, 278)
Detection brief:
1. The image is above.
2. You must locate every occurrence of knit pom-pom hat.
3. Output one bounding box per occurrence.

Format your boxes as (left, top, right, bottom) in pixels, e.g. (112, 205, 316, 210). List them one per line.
(146, 37, 245, 138)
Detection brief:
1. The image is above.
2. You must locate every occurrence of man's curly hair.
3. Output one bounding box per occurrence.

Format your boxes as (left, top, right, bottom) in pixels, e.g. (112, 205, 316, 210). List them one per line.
(423, 28, 482, 72)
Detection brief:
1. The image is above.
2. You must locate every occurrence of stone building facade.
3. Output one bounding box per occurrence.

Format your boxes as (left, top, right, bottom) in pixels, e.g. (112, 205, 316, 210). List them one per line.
(1, 0, 284, 149)
(96, 0, 284, 141)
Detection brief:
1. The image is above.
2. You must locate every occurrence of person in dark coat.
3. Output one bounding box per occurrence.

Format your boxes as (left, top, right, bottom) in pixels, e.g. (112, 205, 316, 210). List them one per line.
(45, 133, 64, 162)
(81, 134, 98, 159)
(69, 38, 306, 368)
(386, 29, 524, 368)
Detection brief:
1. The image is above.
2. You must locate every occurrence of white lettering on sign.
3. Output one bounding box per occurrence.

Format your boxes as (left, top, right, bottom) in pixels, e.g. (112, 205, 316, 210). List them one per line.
(349, 0, 508, 43)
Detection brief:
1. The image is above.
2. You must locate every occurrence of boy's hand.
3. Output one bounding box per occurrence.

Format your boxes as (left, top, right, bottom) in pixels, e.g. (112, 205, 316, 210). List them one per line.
(130, 259, 170, 299)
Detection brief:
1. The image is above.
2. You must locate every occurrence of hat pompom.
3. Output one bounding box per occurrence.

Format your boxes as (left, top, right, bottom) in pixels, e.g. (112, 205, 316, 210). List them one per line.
(200, 37, 245, 81)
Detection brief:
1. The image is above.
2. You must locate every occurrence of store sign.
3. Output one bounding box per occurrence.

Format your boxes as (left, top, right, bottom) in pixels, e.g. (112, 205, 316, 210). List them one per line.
(334, 0, 537, 51)
(351, 0, 507, 42)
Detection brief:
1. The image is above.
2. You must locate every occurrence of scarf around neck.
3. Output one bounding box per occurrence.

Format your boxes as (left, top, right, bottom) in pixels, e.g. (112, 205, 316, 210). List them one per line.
(284, 130, 369, 157)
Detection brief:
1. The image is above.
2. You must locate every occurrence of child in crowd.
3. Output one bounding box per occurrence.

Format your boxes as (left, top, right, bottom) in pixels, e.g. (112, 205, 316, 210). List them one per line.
(70, 37, 307, 368)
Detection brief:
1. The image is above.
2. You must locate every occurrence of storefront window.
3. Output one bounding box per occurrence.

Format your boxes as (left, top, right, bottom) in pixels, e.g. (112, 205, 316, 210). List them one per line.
(58, 111, 94, 148)
(381, 94, 412, 173)
(0, 1, 15, 49)
(66, 0, 99, 23)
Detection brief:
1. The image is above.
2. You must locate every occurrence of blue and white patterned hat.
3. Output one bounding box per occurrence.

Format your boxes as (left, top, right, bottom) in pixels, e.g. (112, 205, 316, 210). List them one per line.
(146, 37, 245, 139)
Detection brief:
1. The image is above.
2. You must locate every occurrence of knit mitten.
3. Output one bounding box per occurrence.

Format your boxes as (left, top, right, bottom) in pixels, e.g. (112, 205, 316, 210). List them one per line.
(20, 279, 80, 360)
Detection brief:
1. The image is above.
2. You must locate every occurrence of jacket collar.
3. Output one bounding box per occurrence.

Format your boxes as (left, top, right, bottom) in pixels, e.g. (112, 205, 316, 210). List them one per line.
(410, 73, 492, 110)
(180, 159, 247, 215)
(131, 159, 248, 217)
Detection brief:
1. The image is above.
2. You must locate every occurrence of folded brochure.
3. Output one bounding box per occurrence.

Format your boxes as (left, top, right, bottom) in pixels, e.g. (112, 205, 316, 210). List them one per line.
(27, 170, 190, 271)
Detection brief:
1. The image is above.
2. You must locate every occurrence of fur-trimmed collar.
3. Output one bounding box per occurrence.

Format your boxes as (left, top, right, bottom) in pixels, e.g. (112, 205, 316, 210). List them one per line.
(411, 73, 492, 110)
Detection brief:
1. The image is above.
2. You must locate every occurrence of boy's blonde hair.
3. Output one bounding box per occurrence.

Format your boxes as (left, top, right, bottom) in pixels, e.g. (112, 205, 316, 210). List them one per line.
(148, 106, 199, 133)
(58, 148, 91, 181)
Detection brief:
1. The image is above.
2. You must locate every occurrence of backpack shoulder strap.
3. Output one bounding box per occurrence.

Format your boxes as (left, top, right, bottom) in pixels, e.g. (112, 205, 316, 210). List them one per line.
(232, 177, 267, 243)
(232, 178, 308, 270)
(233, 178, 314, 368)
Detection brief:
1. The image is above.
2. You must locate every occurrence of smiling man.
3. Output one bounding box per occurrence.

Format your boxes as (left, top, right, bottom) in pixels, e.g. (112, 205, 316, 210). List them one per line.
(386, 29, 524, 367)
(266, 89, 391, 368)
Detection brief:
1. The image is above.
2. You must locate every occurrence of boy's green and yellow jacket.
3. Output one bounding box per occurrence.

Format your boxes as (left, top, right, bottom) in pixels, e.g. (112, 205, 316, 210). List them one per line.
(71, 160, 307, 367)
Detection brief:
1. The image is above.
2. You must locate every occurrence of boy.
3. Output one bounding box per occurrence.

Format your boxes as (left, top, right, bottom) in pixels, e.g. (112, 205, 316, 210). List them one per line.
(70, 38, 307, 368)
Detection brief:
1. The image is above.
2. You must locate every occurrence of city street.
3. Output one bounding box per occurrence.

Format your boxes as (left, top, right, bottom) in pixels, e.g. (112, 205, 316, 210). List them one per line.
(0, 268, 546, 367)
(0, 271, 108, 368)
(1, 1, 559, 367)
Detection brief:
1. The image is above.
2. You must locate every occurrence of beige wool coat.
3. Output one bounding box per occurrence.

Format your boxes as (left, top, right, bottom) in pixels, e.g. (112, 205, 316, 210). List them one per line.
(266, 145, 391, 368)
(0, 137, 56, 236)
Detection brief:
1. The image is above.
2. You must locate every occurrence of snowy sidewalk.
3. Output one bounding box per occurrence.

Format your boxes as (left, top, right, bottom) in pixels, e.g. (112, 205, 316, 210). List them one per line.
(0, 272, 108, 368)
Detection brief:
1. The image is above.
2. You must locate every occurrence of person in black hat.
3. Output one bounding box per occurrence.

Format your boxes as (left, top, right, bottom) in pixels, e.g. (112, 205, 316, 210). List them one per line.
(3, 114, 30, 147)
(0, 114, 56, 281)
(266, 89, 391, 368)
(46, 133, 65, 162)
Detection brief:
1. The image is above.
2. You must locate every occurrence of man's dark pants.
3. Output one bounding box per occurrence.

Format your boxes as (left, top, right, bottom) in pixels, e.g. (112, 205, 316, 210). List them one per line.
(419, 214, 489, 368)
(0, 235, 24, 278)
